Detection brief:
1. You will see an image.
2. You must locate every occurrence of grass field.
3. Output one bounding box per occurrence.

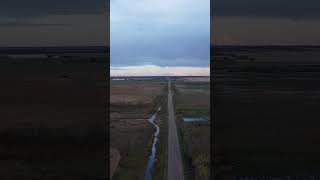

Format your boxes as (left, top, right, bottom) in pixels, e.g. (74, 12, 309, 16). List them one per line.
(110, 78, 167, 180)
(213, 46, 320, 178)
(0, 61, 107, 179)
(173, 77, 210, 180)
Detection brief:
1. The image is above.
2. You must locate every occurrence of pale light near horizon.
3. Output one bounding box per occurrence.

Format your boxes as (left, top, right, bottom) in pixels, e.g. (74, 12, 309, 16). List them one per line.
(110, 65, 210, 77)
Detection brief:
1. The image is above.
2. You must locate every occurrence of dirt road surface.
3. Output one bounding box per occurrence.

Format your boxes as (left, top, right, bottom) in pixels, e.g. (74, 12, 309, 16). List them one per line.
(167, 80, 184, 180)
(110, 148, 121, 179)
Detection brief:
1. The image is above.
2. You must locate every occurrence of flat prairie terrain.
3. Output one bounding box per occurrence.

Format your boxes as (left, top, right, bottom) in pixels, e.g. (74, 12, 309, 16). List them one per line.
(173, 78, 210, 180)
(174, 79, 210, 117)
(213, 46, 320, 178)
(111, 81, 163, 106)
(0, 61, 107, 179)
(110, 78, 167, 180)
(180, 77, 210, 82)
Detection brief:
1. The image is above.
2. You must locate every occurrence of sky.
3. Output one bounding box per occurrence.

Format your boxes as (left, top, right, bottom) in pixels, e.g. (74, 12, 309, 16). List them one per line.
(0, 0, 107, 47)
(212, 0, 320, 45)
(110, 0, 210, 76)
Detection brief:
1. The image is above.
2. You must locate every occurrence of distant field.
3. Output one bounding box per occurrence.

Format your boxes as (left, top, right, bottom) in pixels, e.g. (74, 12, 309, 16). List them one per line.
(111, 80, 164, 106)
(174, 78, 210, 117)
(180, 77, 210, 82)
(173, 78, 210, 180)
(110, 78, 167, 180)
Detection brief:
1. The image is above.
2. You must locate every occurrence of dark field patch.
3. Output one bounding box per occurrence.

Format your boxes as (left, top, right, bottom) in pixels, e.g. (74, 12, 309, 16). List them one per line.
(213, 46, 320, 177)
(0, 61, 107, 179)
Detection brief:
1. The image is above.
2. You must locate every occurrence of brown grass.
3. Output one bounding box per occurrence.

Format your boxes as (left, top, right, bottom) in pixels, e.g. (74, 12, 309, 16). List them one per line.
(111, 82, 163, 105)
(173, 80, 210, 180)
(110, 79, 166, 180)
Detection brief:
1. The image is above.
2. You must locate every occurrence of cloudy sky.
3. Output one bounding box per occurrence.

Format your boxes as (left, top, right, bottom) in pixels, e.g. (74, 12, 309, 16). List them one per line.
(212, 0, 320, 45)
(110, 0, 210, 76)
(0, 0, 107, 47)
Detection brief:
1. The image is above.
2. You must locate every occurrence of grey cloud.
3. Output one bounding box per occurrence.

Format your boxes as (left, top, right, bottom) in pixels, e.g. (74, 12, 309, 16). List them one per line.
(0, 15, 107, 47)
(110, 67, 127, 70)
(111, 0, 209, 67)
(212, 0, 320, 19)
(213, 16, 320, 45)
(0, 0, 107, 17)
(0, 22, 71, 27)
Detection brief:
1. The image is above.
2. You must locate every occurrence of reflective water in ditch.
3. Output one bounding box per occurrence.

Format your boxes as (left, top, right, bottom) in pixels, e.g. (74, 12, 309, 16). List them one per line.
(144, 107, 161, 180)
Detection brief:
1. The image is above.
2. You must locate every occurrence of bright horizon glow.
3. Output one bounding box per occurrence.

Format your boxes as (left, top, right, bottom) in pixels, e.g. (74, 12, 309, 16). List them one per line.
(110, 65, 210, 77)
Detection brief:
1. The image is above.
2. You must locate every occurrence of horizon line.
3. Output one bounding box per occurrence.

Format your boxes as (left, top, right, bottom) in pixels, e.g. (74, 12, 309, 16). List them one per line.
(110, 75, 210, 77)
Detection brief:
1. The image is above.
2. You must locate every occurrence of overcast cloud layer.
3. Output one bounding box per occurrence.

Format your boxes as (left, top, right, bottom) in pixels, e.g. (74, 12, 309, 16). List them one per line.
(111, 0, 210, 68)
(212, 0, 320, 18)
(0, 0, 107, 46)
(212, 0, 320, 45)
(0, 0, 106, 17)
